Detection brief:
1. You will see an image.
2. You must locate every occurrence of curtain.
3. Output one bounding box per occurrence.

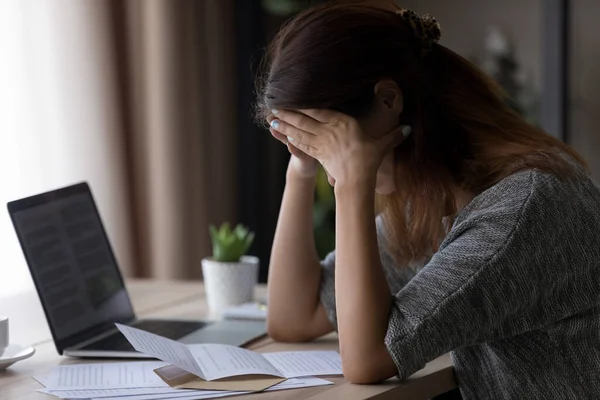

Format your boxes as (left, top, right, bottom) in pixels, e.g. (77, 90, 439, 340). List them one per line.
(111, 0, 238, 279)
(0, 0, 238, 298)
(0, 0, 135, 296)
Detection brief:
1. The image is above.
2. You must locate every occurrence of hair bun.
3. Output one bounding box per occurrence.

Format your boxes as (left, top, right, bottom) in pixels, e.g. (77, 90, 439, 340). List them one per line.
(395, 9, 441, 57)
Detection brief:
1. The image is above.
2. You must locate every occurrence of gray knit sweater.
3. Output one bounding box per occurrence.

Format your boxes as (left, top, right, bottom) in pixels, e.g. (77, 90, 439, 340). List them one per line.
(319, 165, 600, 399)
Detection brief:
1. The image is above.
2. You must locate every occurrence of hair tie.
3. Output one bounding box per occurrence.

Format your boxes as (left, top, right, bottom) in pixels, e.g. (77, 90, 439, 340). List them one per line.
(395, 9, 441, 58)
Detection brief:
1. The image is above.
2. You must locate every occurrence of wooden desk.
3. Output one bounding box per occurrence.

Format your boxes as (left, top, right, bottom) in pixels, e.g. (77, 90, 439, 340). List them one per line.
(0, 280, 457, 400)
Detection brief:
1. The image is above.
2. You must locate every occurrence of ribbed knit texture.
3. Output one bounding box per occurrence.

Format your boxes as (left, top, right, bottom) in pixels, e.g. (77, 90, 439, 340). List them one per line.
(319, 165, 600, 399)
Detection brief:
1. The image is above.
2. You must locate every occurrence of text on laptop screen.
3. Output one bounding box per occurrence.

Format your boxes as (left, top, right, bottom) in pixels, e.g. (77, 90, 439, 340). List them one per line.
(12, 191, 133, 340)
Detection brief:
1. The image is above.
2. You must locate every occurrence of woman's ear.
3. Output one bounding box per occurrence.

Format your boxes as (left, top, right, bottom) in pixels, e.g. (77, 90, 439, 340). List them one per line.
(374, 80, 403, 115)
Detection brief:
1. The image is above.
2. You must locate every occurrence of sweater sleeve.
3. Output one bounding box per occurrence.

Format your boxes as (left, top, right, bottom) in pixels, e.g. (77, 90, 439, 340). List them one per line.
(384, 170, 576, 379)
(318, 250, 338, 329)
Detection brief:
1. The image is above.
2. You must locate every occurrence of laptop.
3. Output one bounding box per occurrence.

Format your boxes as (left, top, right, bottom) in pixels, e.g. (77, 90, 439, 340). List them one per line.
(7, 182, 266, 358)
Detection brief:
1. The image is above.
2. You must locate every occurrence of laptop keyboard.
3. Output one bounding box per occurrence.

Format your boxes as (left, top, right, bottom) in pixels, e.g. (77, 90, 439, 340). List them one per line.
(80, 319, 208, 352)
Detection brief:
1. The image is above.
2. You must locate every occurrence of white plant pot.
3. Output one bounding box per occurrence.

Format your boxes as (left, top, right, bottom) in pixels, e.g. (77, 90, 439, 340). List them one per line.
(201, 256, 259, 318)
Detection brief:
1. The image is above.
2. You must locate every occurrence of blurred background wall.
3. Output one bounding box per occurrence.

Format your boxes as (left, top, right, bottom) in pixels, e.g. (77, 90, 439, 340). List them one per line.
(570, 0, 600, 180)
(0, 0, 598, 298)
(399, 0, 600, 177)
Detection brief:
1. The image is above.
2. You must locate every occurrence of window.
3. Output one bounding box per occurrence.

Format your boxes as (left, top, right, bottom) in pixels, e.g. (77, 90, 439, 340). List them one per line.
(0, 0, 131, 298)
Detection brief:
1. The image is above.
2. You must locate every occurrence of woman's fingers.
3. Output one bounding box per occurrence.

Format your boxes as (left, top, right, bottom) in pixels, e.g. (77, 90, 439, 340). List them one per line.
(378, 124, 410, 152)
(287, 141, 307, 159)
(272, 109, 322, 134)
(288, 138, 319, 159)
(272, 127, 317, 160)
(268, 113, 319, 160)
(270, 118, 316, 147)
(266, 113, 276, 124)
(270, 127, 288, 144)
(268, 108, 343, 130)
(299, 108, 343, 124)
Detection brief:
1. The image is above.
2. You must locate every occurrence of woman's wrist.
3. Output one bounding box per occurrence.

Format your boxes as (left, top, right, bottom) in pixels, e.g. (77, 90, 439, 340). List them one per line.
(286, 161, 318, 182)
(286, 168, 317, 188)
(334, 175, 377, 198)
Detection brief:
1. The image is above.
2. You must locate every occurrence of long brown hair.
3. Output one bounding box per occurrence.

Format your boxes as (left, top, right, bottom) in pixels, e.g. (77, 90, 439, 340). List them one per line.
(255, 1, 586, 266)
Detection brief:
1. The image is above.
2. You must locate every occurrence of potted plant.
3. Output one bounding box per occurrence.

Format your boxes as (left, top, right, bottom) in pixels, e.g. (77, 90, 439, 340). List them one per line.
(202, 223, 258, 317)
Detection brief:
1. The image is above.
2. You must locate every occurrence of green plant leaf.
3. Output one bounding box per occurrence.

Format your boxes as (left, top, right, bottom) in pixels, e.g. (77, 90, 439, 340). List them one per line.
(234, 224, 247, 238)
(242, 232, 255, 256)
(221, 223, 231, 239)
(209, 222, 255, 262)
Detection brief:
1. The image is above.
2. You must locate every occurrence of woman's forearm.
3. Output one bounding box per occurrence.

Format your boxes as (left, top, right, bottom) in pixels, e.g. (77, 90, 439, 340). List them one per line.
(334, 179, 397, 383)
(267, 166, 329, 341)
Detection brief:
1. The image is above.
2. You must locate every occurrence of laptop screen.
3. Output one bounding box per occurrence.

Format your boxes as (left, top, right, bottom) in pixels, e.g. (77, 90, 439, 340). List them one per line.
(7, 183, 134, 352)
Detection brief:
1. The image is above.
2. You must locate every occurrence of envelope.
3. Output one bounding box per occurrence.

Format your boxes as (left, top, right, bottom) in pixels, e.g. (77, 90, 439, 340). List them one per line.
(154, 365, 285, 391)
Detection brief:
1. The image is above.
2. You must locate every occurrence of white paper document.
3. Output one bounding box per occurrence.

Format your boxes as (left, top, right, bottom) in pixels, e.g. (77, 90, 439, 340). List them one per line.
(265, 377, 333, 391)
(38, 386, 197, 399)
(38, 377, 333, 400)
(116, 323, 205, 377)
(116, 324, 343, 381)
(91, 390, 228, 400)
(263, 351, 343, 378)
(188, 343, 282, 380)
(34, 361, 168, 389)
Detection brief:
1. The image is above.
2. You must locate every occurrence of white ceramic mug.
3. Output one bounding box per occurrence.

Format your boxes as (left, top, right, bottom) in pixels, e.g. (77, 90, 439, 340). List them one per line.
(0, 316, 8, 357)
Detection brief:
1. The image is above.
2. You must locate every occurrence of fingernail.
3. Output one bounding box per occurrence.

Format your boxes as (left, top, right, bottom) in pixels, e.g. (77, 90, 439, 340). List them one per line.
(287, 136, 294, 142)
(271, 109, 279, 115)
(270, 119, 280, 129)
(401, 125, 412, 137)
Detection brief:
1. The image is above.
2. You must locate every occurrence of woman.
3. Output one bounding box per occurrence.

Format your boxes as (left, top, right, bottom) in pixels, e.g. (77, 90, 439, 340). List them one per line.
(257, 2, 600, 399)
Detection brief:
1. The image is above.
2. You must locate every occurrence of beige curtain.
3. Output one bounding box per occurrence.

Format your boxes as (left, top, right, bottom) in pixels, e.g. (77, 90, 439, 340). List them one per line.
(0, 0, 137, 295)
(110, 0, 238, 279)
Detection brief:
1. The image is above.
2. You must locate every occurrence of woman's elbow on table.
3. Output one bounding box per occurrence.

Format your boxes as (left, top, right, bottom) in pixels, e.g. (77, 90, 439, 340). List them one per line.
(267, 322, 298, 342)
(268, 303, 334, 342)
(343, 363, 393, 385)
(343, 368, 382, 385)
(267, 317, 314, 342)
(342, 346, 399, 384)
